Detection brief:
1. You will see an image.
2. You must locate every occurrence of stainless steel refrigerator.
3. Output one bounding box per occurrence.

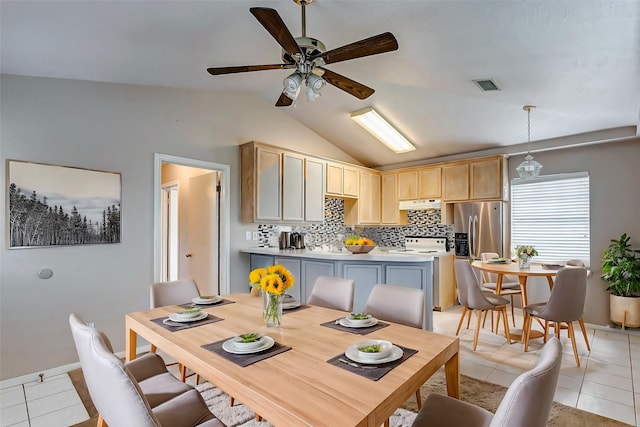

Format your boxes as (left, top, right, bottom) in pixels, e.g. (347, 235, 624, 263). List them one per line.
(453, 201, 504, 259)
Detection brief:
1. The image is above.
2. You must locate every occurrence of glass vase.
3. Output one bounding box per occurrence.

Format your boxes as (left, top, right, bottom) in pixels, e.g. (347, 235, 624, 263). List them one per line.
(518, 255, 531, 269)
(263, 292, 284, 327)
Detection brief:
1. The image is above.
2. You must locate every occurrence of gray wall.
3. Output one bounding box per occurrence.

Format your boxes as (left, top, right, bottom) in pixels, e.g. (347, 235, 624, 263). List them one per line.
(0, 75, 359, 380)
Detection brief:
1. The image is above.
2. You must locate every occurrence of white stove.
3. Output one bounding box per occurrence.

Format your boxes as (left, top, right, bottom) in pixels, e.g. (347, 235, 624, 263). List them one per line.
(388, 236, 449, 254)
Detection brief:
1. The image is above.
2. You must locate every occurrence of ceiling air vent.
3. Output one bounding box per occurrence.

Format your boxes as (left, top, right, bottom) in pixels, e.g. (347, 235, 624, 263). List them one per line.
(473, 79, 501, 92)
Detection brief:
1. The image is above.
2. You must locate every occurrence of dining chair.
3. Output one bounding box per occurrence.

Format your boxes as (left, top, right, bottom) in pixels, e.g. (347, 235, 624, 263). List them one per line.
(307, 275, 355, 312)
(454, 259, 513, 351)
(480, 252, 523, 327)
(522, 266, 589, 366)
(411, 337, 562, 427)
(561, 260, 592, 350)
(150, 278, 201, 382)
(363, 284, 425, 414)
(69, 313, 225, 427)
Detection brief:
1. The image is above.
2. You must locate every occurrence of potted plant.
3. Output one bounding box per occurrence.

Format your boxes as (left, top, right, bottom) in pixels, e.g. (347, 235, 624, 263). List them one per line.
(601, 233, 640, 328)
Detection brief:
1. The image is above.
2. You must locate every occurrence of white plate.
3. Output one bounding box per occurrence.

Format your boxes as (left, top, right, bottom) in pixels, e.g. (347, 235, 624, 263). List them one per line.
(338, 317, 378, 328)
(192, 295, 222, 305)
(487, 259, 509, 264)
(167, 311, 208, 323)
(222, 336, 275, 354)
(345, 345, 403, 365)
(283, 301, 301, 310)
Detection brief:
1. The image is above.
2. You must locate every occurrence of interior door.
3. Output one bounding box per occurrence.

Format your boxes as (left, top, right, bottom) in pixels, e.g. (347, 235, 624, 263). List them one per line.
(187, 172, 219, 295)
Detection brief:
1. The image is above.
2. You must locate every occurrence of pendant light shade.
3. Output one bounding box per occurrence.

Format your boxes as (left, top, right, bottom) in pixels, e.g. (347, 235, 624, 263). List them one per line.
(516, 105, 542, 179)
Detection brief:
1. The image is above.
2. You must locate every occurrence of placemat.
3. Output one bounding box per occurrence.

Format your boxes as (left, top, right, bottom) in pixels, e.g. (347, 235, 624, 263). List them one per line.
(178, 299, 235, 309)
(283, 304, 312, 314)
(327, 345, 418, 381)
(321, 318, 390, 335)
(201, 338, 292, 367)
(151, 314, 224, 332)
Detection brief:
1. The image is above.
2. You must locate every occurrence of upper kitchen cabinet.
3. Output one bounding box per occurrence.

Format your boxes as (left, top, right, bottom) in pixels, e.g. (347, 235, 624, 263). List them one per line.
(442, 163, 469, 201)
(380, 172, 407, 225)
(240, 141, 324, 223)
(345, 169, 381, 225)
(397, 170, 418, 200)
(469, 156, 505, 200)
(418, 167, 442, 199)
(304, 157, 325, 222)
(326, 162, 359, 198)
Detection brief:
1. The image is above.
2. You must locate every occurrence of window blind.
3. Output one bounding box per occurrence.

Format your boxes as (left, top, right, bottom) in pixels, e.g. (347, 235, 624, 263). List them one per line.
(510, 172, 590, 264)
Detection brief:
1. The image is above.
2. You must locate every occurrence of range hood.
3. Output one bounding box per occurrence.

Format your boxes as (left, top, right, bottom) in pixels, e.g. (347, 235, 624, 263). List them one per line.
(399, 199, 442, 210)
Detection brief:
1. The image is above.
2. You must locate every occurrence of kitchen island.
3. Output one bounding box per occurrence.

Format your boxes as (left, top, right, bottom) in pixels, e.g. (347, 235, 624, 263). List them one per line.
(241, 247, 456, 330)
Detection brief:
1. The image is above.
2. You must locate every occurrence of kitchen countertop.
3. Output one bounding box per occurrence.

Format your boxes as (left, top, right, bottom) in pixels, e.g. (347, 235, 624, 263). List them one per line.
(241, 247, 454, 262)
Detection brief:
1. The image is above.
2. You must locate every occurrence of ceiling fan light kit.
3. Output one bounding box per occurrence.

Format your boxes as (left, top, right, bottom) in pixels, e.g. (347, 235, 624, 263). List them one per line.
(206, 0, 398, 107)
(516, 105, 543, 179)
(350, 108, 415, 154)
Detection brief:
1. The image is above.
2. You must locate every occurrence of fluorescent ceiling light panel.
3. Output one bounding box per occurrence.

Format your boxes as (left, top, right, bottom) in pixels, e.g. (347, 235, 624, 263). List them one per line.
(350, 108, 415, 153)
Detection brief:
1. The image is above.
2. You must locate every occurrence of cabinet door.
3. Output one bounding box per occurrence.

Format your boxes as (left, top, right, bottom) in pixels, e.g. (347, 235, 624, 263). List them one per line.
(385, 265, 427, 291)
(275, 257, 302, 301)
(381, 173, 400, 224)
(256, 147, 282, 220)
(419, 167, 442, 199)
(326, 163, 343, 195)
(343, 167, 359, 197)
(397, 171, 418, 200)
(282, 153, 305, 222)
(304, 158, 325, 222)
(301, 260, 336, 303)
(470, 158, 502, 200)
(358, 171, 381, 224)
(343, 264, 383, 313)
(442, 163, 469, 201)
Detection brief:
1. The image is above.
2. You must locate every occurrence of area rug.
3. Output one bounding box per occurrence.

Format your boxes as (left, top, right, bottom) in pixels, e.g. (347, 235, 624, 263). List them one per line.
(69, 367, 631, 427)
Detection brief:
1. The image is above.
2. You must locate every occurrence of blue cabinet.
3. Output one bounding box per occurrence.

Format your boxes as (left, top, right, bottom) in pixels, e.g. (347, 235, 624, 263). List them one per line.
(343, 263, 383, 313)
(301, 260, 335, 301)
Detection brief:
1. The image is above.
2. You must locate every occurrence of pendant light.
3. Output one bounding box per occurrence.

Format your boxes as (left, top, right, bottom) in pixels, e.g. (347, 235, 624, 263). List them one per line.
(516, 105, 543, 179)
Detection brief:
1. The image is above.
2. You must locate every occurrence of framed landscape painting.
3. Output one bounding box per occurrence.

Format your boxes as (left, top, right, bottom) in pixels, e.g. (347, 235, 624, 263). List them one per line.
(7, 160, 121, 248)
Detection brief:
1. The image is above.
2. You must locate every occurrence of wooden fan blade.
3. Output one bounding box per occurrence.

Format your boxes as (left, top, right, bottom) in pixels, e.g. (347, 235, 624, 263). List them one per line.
(276, 92, 294, 107)
(250, 7, 302, 58)
(319, 68, 375, 100)
(312, 32, 398, 65)
(207, 64, 294, 76)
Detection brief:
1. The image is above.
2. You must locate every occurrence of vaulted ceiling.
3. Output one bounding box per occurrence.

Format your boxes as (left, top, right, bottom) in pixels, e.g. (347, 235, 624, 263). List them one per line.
(2, 0, 638, 168)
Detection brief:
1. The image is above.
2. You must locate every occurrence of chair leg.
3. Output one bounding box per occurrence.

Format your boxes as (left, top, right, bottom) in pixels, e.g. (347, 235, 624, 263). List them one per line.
(523, 312, 531, 352)
(554, 322, 561, 339)
(500, 307, 512, 344)
(466, 308, 473, 329)
(455, 307, 468, 335)
(543, 320, 549, 342)
(578, 318, 591, 351)
(567, 322, 580, 367)
(473, 310, 483, 351)
(229, 396, 235, 406)
(510, 295, 516, 327)
(415, 389, 422, 410)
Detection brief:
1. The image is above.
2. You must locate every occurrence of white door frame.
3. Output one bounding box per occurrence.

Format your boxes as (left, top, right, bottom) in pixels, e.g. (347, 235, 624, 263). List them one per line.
(153, 153, 230, 294)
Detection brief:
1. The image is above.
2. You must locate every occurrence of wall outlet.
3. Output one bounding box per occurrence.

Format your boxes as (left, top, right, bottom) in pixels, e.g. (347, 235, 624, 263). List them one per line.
(245, 231, 251, 240)
(252, 232, 259, 240)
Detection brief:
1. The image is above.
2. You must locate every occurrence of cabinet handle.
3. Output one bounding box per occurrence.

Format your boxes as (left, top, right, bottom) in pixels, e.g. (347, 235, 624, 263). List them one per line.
(185, 253, 192, 258)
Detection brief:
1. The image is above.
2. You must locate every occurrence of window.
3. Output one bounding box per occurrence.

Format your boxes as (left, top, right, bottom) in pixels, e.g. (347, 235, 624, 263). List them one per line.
(510, 172, 590, 264)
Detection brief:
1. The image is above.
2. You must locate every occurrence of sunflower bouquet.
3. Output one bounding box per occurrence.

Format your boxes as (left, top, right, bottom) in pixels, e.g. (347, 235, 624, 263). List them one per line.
(249, 264, 295, 326)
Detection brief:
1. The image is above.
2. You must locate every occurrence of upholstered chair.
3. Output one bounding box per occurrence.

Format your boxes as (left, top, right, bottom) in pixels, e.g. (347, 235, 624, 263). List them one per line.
(454, 260, 512, 350)
(523, 266, 589, 366)
(69, 313, 225, 427)
(412, 337, 562, 427)
(480, 252, 523, 326)
(307, 276, 355, 312)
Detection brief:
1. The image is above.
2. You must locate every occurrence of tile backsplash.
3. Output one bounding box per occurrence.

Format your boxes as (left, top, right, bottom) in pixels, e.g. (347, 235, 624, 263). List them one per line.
(258, 198, 454, 250)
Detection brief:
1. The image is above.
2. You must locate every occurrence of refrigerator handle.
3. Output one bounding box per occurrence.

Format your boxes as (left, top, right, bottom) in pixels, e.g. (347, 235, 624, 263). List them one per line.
(468, 215, 473, 257)
(472, 215, 478, 258)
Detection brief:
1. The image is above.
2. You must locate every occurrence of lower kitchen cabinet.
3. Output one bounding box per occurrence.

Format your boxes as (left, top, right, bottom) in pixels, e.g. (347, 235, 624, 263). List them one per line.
(343, 264, 383, 313)
(301, 260, 335, 301)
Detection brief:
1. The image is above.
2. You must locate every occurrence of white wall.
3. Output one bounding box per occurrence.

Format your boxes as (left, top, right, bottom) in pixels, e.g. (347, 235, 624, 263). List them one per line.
(0, 75, 359, 380)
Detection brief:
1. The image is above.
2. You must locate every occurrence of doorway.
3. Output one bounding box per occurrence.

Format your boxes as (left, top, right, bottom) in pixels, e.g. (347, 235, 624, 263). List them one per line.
(153, 153, 230, 295)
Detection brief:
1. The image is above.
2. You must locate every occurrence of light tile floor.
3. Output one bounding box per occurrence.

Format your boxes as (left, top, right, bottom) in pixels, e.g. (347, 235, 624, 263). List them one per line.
(1, 305, 638, 426)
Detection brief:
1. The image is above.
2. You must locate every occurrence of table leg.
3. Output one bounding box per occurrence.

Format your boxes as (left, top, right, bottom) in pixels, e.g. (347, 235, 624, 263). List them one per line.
(445, 351, 460, 399)
(125, 325, 137, 362)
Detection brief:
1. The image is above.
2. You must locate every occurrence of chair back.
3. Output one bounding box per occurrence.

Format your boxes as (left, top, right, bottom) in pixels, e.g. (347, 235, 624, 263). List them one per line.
(537, 267, 588, 322)
(69, 314, 159, 427)
(480, 252, 519, 284)
(150, 279, 200, 308)
(363, 284, 424, 328)
(307, 276, 355, 311)
(454, 260, 498, 310)
(490, 337, 562, 427)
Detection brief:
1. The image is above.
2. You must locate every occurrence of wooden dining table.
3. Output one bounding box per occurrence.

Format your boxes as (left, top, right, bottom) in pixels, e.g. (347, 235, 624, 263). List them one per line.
(125, 293, 460, 427)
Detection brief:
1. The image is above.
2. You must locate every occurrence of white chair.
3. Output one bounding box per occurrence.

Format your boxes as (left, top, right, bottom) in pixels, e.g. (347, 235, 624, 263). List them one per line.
(363, 284, 425, 413)
(307, 276, 355, 312)
(480, 252, 523, 327)
(412, 337, 562, 427)
(150, 279, 201, 382)
(69, 313, 225, 427)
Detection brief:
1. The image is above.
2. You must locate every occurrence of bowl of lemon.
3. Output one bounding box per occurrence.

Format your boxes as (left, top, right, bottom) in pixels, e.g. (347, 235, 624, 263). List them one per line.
(344, 236, 376, 254)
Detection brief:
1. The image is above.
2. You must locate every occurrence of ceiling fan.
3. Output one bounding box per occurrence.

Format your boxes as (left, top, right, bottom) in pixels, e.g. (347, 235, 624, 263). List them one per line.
(206, 0, 398, 107)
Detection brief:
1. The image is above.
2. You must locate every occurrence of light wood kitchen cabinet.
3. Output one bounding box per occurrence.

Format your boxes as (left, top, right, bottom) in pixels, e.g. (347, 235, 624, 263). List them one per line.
(381, 173, 407, 225)
(397, 171, 418, 200)
(418, 167, 442, 199)
(282, 152, 305, 222)
(304, 158, 325, 222)
(326, 162, 358, 198)
(442, 163, 469, 201)
(470, 157, 503, 200)
(351, 170, 381, 225)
